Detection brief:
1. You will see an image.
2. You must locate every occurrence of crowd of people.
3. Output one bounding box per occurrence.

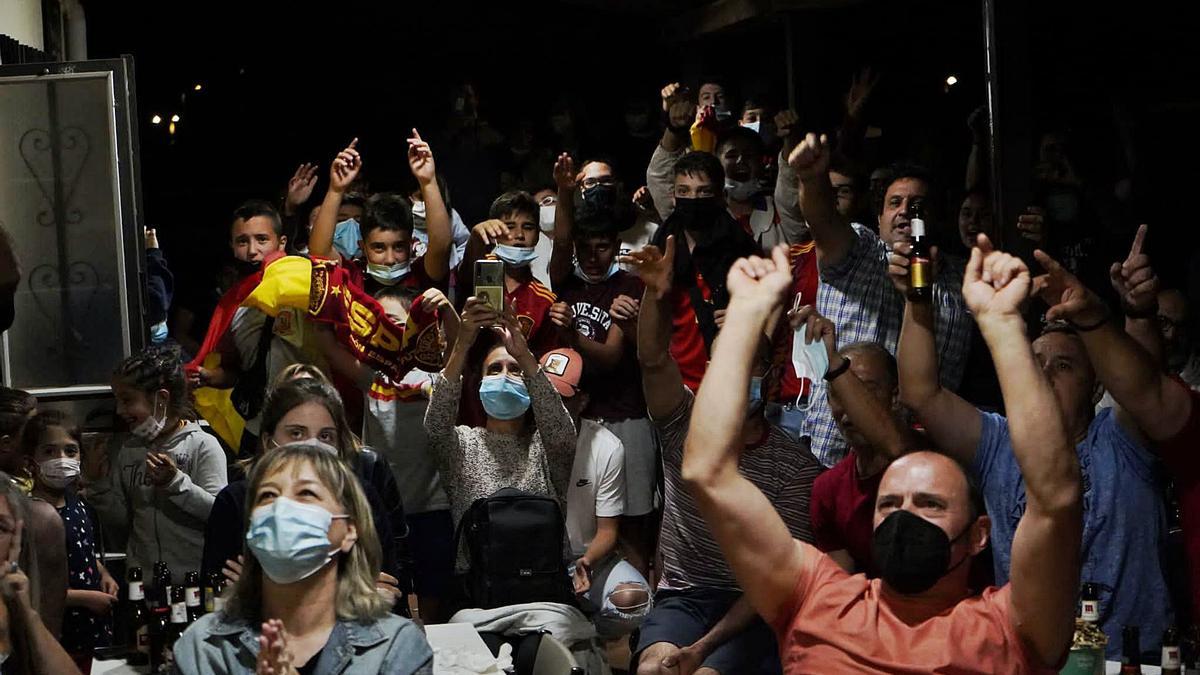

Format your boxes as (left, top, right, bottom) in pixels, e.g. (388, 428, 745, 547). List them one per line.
(0, 65, 1196, 675)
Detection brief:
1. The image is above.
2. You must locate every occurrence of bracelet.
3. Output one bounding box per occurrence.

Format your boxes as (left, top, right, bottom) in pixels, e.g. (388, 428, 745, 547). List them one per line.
(1066, 313, 1110, 332)
(824, 357, 852, 382)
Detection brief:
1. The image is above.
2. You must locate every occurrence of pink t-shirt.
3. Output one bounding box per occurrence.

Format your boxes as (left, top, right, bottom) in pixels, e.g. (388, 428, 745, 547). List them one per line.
(773, 551, 1056, 674)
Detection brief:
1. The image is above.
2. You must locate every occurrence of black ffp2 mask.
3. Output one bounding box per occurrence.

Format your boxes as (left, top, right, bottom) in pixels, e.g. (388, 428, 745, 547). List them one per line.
(872, 509, 973, 595)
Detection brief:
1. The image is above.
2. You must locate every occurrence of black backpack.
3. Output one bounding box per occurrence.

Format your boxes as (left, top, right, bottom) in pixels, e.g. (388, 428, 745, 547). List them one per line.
(455, 488, 574, 609)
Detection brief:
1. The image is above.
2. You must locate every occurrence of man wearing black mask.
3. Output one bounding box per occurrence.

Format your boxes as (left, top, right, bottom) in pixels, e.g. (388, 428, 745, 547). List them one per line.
(647, 151, 757, 390)
(684, 242, 1081, 672)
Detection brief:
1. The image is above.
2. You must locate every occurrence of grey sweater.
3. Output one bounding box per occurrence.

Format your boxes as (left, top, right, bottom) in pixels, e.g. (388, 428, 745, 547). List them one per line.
(423, 369, 576, 530)
(89, 421, 227, 584)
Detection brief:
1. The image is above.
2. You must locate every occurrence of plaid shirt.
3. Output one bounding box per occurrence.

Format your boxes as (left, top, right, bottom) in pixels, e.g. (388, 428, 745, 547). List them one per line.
(802, 223, 972, 467)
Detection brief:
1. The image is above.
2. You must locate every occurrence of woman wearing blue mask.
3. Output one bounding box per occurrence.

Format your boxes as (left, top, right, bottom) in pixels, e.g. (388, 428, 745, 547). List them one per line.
(200, 375, 409, 614)
(174, 442, 433, 674)
(424, 297, 577, 559)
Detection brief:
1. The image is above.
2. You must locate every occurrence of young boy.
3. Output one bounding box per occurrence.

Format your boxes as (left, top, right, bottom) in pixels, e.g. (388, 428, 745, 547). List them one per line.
(318, 284, 460, 623)
(458, 190, 567, 353)
(309, 134, 453, 296)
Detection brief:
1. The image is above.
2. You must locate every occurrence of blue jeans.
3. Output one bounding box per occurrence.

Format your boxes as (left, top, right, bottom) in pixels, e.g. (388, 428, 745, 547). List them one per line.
(567, 555, 651, 638)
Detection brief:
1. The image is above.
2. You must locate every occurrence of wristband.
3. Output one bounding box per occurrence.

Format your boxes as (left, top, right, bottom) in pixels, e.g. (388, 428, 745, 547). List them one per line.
(824, 357, 852, 382)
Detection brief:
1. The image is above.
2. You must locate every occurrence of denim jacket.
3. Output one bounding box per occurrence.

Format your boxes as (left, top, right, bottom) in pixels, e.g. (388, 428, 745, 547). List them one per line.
(171, 610, 433, 675)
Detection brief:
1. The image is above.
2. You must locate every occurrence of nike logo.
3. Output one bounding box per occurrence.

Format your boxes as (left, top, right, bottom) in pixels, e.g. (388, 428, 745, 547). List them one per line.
(576, 479, 591, 487)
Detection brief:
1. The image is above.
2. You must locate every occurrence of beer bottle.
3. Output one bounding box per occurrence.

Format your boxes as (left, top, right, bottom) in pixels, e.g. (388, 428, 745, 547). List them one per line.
(907, 200, 932, 301)
(212, 575, 228, 613)
(126, 566, 150, 665)
(1120, 625, 1141, 675)
(1079, 583, 1100, 624)
(152, 560, 172, 609)
(184, 570, 203, 622)
(1162, 627, 1182, 675)
(203, 571, 218, 614)
(148, 606, 170, 672)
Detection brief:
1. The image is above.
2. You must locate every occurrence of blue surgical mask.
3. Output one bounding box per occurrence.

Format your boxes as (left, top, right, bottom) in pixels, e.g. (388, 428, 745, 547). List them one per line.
(493, 244, 538, 268)
(742, 120, 762, 133)
(150, 320, 169, 344)
(332, 218, 362, 259)
(479, 374, 531, 420)
(791, 323, 830, 409)
(246, 497, 350, 584)
(366, 260, 411, 285)
(573, 259, 619, 284)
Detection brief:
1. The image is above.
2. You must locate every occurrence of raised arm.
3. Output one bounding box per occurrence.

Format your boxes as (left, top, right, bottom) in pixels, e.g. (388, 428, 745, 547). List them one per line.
(548, 154, 577, 287)
(619, 238, 685, 419)
(965, 237, 1082, 668)
(682, 245, 810, 625)
(892, 242, 983, 462)
(772, 110, 808, 243)
(310, 139, 362, 260)
(1032, 228, 1191, 443)
(788, 133, 855, 266)
(646, 83, 694, 222)
(791, 305, 913, 461)
(408, 129, 452, 283)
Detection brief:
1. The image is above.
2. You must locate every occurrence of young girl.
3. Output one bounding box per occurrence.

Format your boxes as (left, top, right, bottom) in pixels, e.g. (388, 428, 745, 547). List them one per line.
(86, 345, 228, 589)
(22, 410, 117, 674)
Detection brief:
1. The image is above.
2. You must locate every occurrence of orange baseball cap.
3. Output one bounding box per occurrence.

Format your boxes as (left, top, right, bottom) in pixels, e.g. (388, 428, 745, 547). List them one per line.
(539, 348, 582, 397)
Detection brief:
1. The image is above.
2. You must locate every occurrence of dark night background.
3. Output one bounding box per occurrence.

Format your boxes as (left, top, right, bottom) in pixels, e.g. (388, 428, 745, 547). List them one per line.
(83, 0, 1200, 303)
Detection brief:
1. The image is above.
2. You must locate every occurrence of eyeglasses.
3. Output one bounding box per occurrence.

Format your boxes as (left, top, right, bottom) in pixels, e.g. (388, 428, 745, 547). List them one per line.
(580, 176, 616, 190)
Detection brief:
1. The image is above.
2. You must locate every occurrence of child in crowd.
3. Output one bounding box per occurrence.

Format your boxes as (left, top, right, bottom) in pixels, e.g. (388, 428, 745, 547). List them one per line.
(86, 346, 228, 587)
(22, 410, 117, 674)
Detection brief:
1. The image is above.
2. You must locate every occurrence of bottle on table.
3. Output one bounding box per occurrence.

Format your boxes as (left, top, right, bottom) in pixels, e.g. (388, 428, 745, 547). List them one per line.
(907, 200, 931, 301)
(125, 566, 150, 665)
(1080, 582, 1100, 625)
(148, 606, 171, 672)
(184, 570, 203, 622)
(1120, 625, 1141, 675)
(203, 571, 218, 614)
(1162, 626, 1182, 675)
(153, 560, 173, 609)
(169, 585, 189, 635)
(212, 575, 229, 613)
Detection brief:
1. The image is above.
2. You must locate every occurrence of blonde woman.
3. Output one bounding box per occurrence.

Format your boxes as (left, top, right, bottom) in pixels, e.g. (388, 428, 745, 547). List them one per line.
(173, 443, 431, 674)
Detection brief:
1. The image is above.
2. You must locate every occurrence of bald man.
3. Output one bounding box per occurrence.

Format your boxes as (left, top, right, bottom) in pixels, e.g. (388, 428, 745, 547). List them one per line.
(682, 242, 1080, 673)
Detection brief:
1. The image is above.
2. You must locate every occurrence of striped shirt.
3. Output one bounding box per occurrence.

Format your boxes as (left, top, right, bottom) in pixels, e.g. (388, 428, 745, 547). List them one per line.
(655, 389, 823, 592)
(803, 223, 971, 467)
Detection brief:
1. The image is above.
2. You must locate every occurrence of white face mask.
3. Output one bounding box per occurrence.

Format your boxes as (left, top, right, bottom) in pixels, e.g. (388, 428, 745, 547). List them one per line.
(791, 323, 830, 409)
(130, 393, 168, 442)
(39, 457, 80, 490)
(725, 178, 761, 202)
(741, 120, 761, 133)
(539, 204, 556, 232)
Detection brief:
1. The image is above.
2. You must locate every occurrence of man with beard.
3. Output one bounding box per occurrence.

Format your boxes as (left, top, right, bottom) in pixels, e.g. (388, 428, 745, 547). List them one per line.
(623, 236, 822, 675)
(788, 133, 972, 467)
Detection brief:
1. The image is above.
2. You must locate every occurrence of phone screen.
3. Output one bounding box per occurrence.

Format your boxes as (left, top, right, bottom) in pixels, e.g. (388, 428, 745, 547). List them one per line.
(475, 260, 505, 313)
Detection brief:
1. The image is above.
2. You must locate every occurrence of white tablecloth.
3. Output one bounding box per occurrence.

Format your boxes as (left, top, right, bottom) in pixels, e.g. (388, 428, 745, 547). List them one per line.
(91, 657, 145, 675)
